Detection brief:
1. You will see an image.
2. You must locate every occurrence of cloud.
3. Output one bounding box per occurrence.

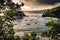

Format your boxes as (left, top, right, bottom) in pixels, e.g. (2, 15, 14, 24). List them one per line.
(19, 0, 60, 10)
(20, 0, 60, 7)
(20, 0, 60, 5)
(36, 0, 60, 5)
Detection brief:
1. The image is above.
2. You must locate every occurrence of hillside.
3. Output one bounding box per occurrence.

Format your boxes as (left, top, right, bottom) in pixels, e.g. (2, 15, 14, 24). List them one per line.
(42, 6, 60, 18)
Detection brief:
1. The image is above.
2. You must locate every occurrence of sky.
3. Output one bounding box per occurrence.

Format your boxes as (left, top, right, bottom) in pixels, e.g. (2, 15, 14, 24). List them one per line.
(12, 0, 60, 11)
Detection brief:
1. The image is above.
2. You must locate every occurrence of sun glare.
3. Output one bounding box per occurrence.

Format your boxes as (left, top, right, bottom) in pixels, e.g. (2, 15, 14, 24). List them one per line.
(12, 0, 19, 4)
(21, 6, 31, 11)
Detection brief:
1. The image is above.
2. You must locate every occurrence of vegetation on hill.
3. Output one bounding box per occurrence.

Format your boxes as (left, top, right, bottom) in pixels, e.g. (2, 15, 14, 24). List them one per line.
(42, 6, 60, 18)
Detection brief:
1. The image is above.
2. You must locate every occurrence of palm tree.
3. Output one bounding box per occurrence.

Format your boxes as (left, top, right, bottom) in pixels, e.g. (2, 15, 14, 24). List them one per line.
(46, 19, 60, 40)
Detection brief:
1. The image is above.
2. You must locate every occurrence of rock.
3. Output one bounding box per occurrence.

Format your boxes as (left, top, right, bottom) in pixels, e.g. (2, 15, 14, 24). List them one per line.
(26, 23, 31, 25)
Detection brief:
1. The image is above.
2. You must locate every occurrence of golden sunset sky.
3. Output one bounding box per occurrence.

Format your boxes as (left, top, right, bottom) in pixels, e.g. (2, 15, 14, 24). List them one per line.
(12, 0, 60, 11)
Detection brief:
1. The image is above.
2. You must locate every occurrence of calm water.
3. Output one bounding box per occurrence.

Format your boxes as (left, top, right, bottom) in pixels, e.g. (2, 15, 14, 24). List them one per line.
(13, 11, 57, 36)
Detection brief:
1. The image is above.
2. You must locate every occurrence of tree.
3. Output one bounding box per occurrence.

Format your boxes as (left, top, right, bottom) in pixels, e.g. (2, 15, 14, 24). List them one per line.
(0, 0, 25, 40)
(0, 11, 14, 40)
(21, 2, 24, 7)
(0, 9, 21, 40)
(46, 19, 60, 40)
(15, 2, 24, 9)
(15, 3, 20, 9)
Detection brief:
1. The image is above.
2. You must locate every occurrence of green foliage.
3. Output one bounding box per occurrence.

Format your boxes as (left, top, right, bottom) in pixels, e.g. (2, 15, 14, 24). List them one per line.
(42, 6, 60, 18)
(21, 2, 24, 6)
(0, 15, 15, 40)
(43, 9, 51, 15)
(46, 20, 56, 31)
(0, 0, 25, 40)
(0, 9, 24, 40)
(0, 0, 24, 10)
(29, 31, 37, 40)
(14, 36, 21, 40)
(46, 19, 60, 32)
(46, 19, 60, 40)
(22, 33, 29, 40)
(3, 9, 16, 20)
(15, 2, 24, 9)
(0, 8, 26, 40)
(21, 31, 37, 40)
(15, 3, 20, 9)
